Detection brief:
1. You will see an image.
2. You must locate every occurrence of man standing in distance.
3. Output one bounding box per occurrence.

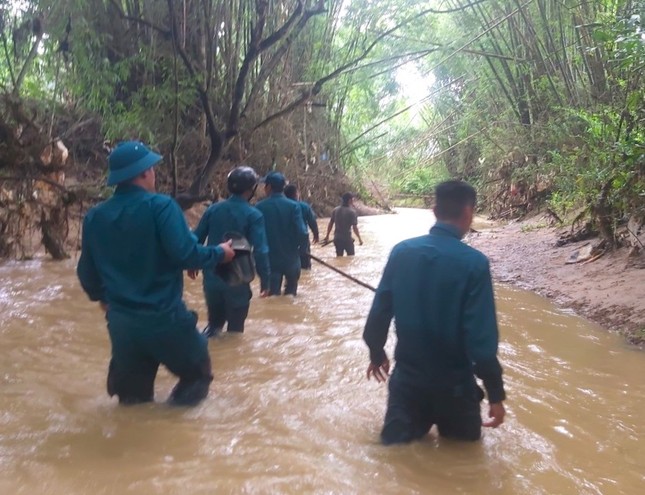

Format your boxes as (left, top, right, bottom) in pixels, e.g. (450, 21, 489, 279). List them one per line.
(191, 166, 270, 336)
(77, 141, 235, 406)
(323, 192, 363, 256)
(363, 180, 506, 444)
(284, 183, 319, 270)
(256, 172, 308, 296)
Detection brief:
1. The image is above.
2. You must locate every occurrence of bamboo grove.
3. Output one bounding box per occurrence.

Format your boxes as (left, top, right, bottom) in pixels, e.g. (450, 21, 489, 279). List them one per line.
(0, 0, 643, 258)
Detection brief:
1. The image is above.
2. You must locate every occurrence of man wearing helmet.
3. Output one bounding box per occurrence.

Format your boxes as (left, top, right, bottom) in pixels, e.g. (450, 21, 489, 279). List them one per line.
(191, 166, 270, 336)
(77, 141, 235, 406)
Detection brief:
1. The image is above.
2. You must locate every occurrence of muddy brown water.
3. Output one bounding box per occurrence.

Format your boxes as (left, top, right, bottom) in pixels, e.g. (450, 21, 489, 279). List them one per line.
(1, 209, 644, 495)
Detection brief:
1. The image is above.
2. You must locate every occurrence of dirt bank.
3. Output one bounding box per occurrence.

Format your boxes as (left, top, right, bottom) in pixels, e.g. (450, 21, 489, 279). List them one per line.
(468, 218, 645, 347)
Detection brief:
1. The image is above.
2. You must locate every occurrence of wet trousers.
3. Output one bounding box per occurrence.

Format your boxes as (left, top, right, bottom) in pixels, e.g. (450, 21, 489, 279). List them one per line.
(269, 259, 301, 296)
(204, 284, 251, 333)
(334, 238, 355, 256)
(380, 369, 484, 445)
(300, 238, 312, 270)
(106, 307, 213, 406)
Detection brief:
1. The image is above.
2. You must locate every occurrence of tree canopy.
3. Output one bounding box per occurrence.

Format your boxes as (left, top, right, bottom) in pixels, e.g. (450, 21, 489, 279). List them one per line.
(0, 0, 643, 258)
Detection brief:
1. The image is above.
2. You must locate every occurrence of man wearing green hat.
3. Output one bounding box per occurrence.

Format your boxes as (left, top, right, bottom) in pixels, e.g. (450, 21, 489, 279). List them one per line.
(256, 171, 308, 296)
(77, 141, 235, 406)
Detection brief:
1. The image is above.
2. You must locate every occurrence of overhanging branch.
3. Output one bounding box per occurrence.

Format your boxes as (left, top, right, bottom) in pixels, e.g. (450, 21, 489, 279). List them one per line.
(228, 1, 326, 133)
(108, 0, 171, 36)
(253, 7, 426, 131)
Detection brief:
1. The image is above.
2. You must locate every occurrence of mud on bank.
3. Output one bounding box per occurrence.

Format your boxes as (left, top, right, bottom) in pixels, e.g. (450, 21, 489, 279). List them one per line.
(468, 218, 645, 347)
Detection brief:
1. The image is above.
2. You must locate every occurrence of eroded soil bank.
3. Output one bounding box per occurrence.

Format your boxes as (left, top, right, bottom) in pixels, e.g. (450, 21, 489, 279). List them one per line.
(468, 218, 645, 347)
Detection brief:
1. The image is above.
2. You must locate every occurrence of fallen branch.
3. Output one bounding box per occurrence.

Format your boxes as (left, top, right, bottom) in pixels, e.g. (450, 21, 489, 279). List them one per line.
(581, 251, 605, 265)
(626, 225, 645, 249)
(309, 253, 376, 292)
(545, 207, 563, 225)
(0, 175, 68, 192)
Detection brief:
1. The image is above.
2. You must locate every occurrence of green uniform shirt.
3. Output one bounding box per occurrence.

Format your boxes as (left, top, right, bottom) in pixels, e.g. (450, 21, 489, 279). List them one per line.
(256, 193, 308, 271)
(77, 184, 224, 314)
(363, 222, 506, 403)
(193, 194, 271, 293)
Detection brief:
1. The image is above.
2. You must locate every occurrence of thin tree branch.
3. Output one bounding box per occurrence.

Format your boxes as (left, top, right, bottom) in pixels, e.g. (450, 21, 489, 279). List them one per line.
(254, 11, 418, 131)
(0, 176, 68, 192)
(228, 1, 326, 133)
(13, 30, 44, 94)
(0, 25, 16, 88)
(339, 77, 467, 155)
(107, 0, 171, 36)
(166, 0, 223, 197)
(252, 1, 491, 132)
(417, 0, 490, 14)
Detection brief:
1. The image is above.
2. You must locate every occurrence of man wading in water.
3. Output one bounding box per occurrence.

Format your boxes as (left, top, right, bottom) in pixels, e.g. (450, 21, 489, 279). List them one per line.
(256, 172, 308, 296)
(77, 141, 234, 406)
(190, 166, 270, 336)
(323, 192, 363, 256)
(284, 184, 319, 270)
(363, 180, 506, 444)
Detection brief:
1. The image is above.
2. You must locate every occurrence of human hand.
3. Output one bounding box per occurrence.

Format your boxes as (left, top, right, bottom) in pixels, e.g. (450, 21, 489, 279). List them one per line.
(483, 402, 506, 428)
(323, 236, 329, 244)
(219, 239, 235, 263)
(260, 289, 270, 298)
(359, 239, 364, 246)
(366, 357, 390, 383)
(312, 237, 319, 245)
(187, 269, 199, 280)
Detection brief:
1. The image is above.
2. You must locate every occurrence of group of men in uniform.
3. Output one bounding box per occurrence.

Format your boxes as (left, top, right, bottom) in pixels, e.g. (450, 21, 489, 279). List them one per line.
(77, 141, 506, 446)
(77, 142, 361, 404)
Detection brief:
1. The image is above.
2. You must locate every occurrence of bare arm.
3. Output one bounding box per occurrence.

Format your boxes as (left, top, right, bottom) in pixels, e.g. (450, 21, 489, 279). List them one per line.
(324, 216, 335, 242)
(352, 224, 363, 245)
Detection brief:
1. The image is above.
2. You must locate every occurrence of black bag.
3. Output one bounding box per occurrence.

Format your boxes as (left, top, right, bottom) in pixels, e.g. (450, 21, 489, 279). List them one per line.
(215, 231, 256, 286)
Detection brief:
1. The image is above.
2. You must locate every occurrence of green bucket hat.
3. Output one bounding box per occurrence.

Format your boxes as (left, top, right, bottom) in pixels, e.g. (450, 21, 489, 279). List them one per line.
(107, 141, 162, 186)
(261, 171, 287, 189)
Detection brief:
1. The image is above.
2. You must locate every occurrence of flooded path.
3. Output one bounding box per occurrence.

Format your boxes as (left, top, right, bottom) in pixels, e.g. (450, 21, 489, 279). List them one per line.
(1, 209, 644, 494)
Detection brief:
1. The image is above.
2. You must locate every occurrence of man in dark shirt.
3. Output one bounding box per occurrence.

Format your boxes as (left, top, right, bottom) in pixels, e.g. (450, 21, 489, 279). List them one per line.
(256, 172, 308, 296)
(77, 141, 235, 406)
(323, 192, 363, 256)
(363, 180, 506, 445)
(284, 184, 319, 270)
(191, 166, 270, 336)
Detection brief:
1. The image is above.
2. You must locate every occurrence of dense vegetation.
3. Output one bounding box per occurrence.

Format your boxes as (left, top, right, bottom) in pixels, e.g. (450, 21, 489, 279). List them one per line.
(0, 0, 643, 259)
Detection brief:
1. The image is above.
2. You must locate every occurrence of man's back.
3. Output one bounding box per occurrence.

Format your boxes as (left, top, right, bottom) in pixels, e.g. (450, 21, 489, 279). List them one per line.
(331, 205, 357, 241)
(365, 223, 499, 389)
(256, 193, 306, 268)
(194, 195, 269, 288)
(363, 180, 505, 445)
(195, 196, 264, 246)
(78, 185, 218, 313)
